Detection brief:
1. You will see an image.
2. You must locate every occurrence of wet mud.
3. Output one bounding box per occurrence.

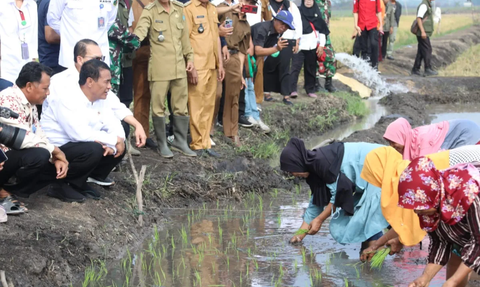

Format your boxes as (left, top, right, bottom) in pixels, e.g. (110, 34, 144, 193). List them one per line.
(1, 25, 480, 287)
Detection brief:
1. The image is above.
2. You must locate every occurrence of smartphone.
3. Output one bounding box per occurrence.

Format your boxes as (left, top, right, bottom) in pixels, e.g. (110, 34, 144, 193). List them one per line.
(287, 39, 296, 47)
(0, 149, 8, 163)
(241, 5, 258, 14)
(225, 18, 233, 29)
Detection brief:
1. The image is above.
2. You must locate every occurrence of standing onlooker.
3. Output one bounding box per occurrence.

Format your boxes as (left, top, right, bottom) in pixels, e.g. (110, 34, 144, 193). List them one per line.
(131, 0, 157, 149)
(37, 0, 63, 75)
(264, 0, 302, 105)
(184, 0, 223, 156)
(134, 0, 197, 158)
(0, 0, 38, 83)
(47, 0, 118, 69)
(377, 0, 385, 63)
(290, 0, 329, 98)
(314, 0, 336, 92)
(412, 0, 438, 76)
(381, 0, 395, 60)
(386, 0, 401, 60)
(353, 0, 383, 69)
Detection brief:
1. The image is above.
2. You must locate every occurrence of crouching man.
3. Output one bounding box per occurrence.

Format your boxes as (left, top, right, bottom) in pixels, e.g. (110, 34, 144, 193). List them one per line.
(0, 63, 70, 214)
(41, 60, 126, 201)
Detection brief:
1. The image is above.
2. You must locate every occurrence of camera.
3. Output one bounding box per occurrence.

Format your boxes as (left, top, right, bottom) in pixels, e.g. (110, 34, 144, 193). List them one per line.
(0, 107, 26, 150)
(241, 5, 258, 14)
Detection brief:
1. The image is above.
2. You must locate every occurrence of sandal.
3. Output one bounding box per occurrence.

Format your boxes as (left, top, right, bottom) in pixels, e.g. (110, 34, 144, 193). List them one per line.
(0, 196, 26, 215)
(264, 94, 274, 102)
(283, 98, 294, 106)
(8, 194, 28, 212)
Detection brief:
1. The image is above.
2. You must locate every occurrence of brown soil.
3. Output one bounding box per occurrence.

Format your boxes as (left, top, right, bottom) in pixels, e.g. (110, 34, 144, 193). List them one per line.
(2, 24, 480, 287)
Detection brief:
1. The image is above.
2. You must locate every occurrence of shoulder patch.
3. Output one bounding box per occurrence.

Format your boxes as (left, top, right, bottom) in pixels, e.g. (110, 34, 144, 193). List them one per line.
(145, 2, 155, 9)
(173, 0, 185, 7)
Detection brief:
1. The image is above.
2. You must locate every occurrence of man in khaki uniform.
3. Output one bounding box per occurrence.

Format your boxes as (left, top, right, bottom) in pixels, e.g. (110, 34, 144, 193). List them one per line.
(184, 0, 223, 157)
(134, 0, 197, 158)
(132, 0, 157, 149)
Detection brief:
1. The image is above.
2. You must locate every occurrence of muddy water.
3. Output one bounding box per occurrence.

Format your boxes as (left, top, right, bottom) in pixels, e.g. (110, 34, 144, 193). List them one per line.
(92, 193, 450, 287)
(428, 103, 480, 124)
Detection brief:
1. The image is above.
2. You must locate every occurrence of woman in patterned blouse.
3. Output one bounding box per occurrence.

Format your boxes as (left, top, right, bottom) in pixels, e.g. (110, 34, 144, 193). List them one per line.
(398, 157, 480, 287)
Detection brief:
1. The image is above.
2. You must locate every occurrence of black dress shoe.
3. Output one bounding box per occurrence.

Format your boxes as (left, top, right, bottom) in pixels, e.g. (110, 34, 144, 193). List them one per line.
(145, 138, 158, 148)
(76, 183, 101, 200)
(411, 69, 422, 76)
(239, 116, 254, 128)
(205, 149, 221, 158)
(47, 183, 86, 203)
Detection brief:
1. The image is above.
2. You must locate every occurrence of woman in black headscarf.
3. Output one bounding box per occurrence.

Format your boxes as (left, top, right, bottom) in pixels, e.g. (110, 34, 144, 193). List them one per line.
(280, 138, 389, 255)
(290, 0, 329, 98)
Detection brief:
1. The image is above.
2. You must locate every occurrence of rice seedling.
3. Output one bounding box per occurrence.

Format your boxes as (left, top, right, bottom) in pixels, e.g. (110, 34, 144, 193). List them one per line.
(294, 229, 308, 236)
(301, 248, 307, 264)
(344, 277, 349, 287)
(370, 247, 391, 270)
(180, 226, 188, 246)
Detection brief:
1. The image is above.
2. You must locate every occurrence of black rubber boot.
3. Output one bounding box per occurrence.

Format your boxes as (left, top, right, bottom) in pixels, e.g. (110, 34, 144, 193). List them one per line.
(325, 77, 337, 93)
(152, 117, 173, 158)
(424, 68, 438, 77)
(315, 77, 327, 93)
(170, 115, 197, 157)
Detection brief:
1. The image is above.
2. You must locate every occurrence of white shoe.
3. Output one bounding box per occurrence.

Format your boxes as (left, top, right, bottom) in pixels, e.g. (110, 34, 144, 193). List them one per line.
(210, 137, 216, 146)
(247, 116, 259, 126)
(257, 104, 262, 112)
(257, 119, 271, 133)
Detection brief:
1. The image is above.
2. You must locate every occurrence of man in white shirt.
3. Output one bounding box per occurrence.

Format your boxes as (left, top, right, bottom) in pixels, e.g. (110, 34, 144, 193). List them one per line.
(0, 0, 39, 83)
(43, 39, 146, 160)
(41, 59, 126, 195)
(0, 62, 96, 212)
(47, 0, 118, 69)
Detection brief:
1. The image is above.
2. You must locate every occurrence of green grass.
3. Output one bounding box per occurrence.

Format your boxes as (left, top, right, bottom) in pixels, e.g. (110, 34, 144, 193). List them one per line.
(237, 140, 280, 159)
(333, 91, 369, 117)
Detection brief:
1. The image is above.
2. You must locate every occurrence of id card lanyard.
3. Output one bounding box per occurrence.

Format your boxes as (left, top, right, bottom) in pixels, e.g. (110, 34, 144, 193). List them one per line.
(98, 1, 107, 29)
(18, 9, 29, 60)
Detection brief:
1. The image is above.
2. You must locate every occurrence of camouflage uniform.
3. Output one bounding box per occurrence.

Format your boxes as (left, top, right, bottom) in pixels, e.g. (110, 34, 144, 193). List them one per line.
(108, 14, 140, 94)
(315, 0, 336, 78)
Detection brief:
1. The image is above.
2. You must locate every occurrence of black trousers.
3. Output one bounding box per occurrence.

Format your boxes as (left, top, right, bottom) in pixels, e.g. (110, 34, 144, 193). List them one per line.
(381, 31, 390, 59)
(360, 28, 379, 68)
(353, 36, 362, 58)
(218, 80, 226, 124)
(239, 84, 245, 117)
(0, 148, 51, 197)
(291, 49, 317, 94)
(413, 36, 432, 71)
(263, 42, 294, 96)
(119, 67, 134, 109)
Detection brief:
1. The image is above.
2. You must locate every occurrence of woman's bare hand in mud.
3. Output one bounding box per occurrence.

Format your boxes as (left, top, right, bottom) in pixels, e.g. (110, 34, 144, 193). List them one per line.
(386, 237, 403, 255)
(409, 276, 430, 287)
(289, 234, 306, 244)
(307, 218, 323, 235)
(360, 246, 377, 262)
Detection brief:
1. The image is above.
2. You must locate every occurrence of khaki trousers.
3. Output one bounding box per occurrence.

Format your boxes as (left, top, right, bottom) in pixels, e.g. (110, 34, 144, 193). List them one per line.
(150, 78, 189, 117)
(133, 46, 151, 135)
(223, 53, 242, 137)
(254, 56, 265, 104)
(188, 69, 217, 150)
(211, 75, 223, 136)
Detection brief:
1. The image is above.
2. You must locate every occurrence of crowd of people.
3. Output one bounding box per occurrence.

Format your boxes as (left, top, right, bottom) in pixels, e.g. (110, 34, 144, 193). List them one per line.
(281, 119, 480, 285)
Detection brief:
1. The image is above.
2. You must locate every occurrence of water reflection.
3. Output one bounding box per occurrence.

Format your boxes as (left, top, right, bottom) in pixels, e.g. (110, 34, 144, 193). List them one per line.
(90, 193, 454, 287)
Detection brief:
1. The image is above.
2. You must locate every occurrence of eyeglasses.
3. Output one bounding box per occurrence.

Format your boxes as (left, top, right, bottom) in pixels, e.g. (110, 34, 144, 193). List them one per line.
(85, 55, 106, 62)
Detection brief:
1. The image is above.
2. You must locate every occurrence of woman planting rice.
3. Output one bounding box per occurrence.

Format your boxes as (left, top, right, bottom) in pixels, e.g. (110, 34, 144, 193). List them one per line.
(361, 145, 480, 286)
(398, 157, 480, 287)
(280, 138, 389, 251)
(383, 118, 480, 160)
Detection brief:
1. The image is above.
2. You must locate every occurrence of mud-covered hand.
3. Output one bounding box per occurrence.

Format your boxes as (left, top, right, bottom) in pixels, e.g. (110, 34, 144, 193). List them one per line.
(408, 276, 430, 287)
(386, 237, 404, 255)
(307, 217, 323, 235)
(188, 67, 198, 85)
(360, 246, 377, 262)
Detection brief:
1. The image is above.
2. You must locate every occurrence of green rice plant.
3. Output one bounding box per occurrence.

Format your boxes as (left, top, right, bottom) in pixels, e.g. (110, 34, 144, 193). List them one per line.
(294, 229, 308, 236)
(370, 247, 391, 270)
(344, 277, 349, 287)
(180, 226, 188, 246)
(301, 248, 307, 264)
(295, 184, 301, 194)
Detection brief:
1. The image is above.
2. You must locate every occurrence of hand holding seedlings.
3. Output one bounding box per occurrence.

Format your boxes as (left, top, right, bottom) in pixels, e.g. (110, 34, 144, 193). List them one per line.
(307, 218, 323, 235)
(386, 237, 404, 255)
(360, 245, 377, 262)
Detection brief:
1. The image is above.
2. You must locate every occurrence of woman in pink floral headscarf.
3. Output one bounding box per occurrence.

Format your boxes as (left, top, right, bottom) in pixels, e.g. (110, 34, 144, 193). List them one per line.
(398, 157, 480, 287)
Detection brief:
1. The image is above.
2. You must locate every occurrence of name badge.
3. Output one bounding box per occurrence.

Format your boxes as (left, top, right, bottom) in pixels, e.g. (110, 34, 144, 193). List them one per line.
(196, 15, 205, 18)
(98, 17, 105, 28)
(21, 43, 29, 60)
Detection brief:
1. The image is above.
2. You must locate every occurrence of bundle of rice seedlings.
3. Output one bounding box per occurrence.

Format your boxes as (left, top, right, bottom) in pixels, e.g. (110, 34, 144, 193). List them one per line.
(370, 247, 391, 270)
(294, 229, 309, 236)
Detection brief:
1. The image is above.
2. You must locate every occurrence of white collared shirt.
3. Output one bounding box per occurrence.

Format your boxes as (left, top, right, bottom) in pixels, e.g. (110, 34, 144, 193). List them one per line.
(44, 67, 133, 121)
(47, 0, 118, 68)
(41, 83, 125, 152)
(0, 0, 38, 83)
(0, 86, 55, 155)
(269, 2, 303, 40)
(299, 30, 326, 51)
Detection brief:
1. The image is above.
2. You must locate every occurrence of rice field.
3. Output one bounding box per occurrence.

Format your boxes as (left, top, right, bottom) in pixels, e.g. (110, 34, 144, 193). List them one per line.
(439, 43, 480, 76)
(329, 13, 478, 53)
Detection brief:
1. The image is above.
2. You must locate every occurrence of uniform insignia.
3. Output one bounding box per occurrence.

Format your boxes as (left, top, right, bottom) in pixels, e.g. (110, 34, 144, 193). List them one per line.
(113, 0, 118, 5)
(172, 0, 185, 7)
(145, 2, 155, 9)
(155, 20, 163, 23)
(196, 15, 205, 18)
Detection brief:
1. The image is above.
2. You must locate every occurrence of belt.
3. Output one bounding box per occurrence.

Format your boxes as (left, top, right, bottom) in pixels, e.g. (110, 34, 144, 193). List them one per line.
(140, 39, 150, 47)
(229, 49, 239, 55)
